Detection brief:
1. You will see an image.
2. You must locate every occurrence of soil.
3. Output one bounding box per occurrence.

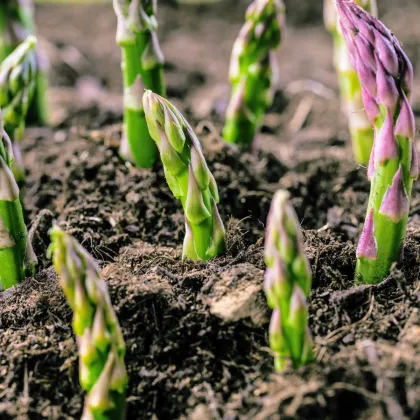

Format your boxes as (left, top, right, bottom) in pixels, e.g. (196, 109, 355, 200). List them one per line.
(1, 1, 420, 419)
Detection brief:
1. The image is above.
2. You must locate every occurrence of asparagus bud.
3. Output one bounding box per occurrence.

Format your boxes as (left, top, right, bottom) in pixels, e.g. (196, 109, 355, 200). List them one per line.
(336, 0, 418, 284)
(0, 35, 37, 182)
(143, 90, 226, 261)
(113, 0, 166, 168)
(264, 190, 314, 370)
(50, 226, 127, 420)
(0, 0, 49, 126)
(223, 0, 285, 148)
(0, 109, 36, 290)
(324, 0, 377, 164)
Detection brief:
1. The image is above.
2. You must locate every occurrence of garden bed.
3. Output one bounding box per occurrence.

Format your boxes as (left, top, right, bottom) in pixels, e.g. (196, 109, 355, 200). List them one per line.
(0, 1, 419, 419)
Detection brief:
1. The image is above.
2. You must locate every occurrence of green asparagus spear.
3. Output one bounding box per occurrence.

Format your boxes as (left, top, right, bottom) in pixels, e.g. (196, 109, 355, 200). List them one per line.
(0, 0, 49, 126)
(113, 0, 166, 168)
(0, 110, 37, 290)
(264, 190, 314, 371)
(143, 90, 225, 260)
(337, 0, 418, 284)
(0, 35, 37, 182)
(324, 0, 377, 164)
(223, 0, 284, 148)
(50, 226, 128, 420)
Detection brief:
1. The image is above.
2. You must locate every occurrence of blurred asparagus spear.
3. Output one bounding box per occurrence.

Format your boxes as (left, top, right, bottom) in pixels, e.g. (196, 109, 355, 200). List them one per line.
(0, 110, 37, 291)
(324, 0, 377, 164)
(0, 0, 49, 126)
(223, 0, 284, 149)
(0, 35, 38, 182)
(50, 226, 128, 420)
(113, 0, 166, 168)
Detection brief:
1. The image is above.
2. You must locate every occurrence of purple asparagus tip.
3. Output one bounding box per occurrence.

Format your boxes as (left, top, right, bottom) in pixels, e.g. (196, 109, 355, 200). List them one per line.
(336, 0, 410, 110)
(379, 165, 409, 223)
(356, 210, 377, 259)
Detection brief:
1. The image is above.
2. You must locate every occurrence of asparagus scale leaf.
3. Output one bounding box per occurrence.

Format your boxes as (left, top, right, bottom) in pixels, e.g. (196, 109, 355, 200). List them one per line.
(337, 0, 418, 284)
(264, 190, 314, 371)
(113, 0, 166, 168)
(50, 226, 128, 420)
(324, 0, 378, 164)
(0, 110, 37, 291)
(143, 90, 226, 261)
(223, 0, 285, 149)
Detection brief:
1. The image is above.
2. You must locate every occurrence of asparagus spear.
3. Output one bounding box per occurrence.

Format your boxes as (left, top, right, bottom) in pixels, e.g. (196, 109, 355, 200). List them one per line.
(223, 0, 284, 149)
(0, 110, 37, 290)
(324, 0, 377, 164)
(50, 226, 128, 420)
(0, 34, 36, 184)
(264, 190, 314, 371)
(143, 90, 226, 261)
(0, 35, 37, 182)
(0, 0, 49, 126)
(337, 0, 418, 284)
(113, 0, 166, 168)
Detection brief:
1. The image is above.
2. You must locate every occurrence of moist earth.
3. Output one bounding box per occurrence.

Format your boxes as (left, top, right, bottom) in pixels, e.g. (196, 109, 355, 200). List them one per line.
(1, 2, 420, 419)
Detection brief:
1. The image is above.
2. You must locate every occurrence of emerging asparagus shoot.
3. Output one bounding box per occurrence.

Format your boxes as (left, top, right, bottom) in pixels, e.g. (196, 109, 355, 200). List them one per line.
(113, 0, 166, 168)
(50, 226, 128, 420)
(143, 90, 226, 261)
(324, 0, 377, 164)
(0, 0, 49, 126)
(223, 0, 285, 148)
(337, 0, 418, 284)
(0, 110, 37, 291)
(264, 190, 314, 371)
(0, 35, 37, 182)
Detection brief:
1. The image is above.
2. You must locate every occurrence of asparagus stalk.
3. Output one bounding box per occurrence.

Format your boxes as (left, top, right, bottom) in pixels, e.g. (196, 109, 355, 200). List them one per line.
(0, 0, 33, 60)
(0, 35, 37, 182)
(50, 226, 128, 420)
(0, 0, 49, 126)
(324, 0, 377, 164)
(143, 90, 226, 260)
(113, 0, 166, 168)
(337, 0, 418, 284)
(223, 0, 284, 149)
(0, 110, 37, 291)
(264, 190, 314, 371)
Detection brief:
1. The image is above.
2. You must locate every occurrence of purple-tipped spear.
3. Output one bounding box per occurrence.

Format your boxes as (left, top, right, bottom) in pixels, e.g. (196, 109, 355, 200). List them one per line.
(324, 0, 378, 164)
(336, 0, 418, 284)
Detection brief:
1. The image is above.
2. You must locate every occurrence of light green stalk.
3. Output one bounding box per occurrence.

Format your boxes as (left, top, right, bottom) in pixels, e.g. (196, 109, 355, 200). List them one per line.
(50, 226, 128, 420)
(264, 190, 314, 371)
(0, 35, 37, 182)
(143, 90, 225, 260)
(0, 0, 49, 126)
(113, 0, 166, 168)
(223, 0, 284, 149)
(324, 0, 377, 164)
(0, 111, 37, 290)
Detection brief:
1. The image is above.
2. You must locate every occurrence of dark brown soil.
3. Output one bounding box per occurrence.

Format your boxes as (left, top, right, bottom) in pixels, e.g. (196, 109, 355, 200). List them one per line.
(1, 2, 420, 420)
